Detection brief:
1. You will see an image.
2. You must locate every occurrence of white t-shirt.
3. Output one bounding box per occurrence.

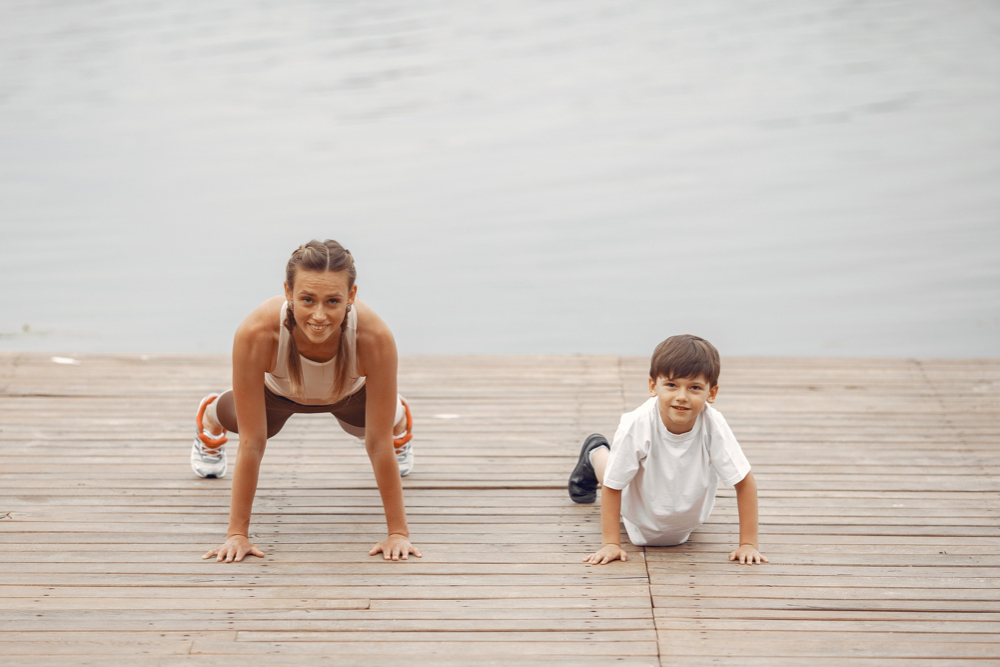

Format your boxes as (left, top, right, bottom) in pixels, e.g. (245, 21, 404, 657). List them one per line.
(602, 398, 750, 546)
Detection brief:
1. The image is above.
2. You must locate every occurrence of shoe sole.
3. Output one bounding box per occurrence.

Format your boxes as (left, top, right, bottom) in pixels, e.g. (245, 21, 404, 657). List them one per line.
(568, 433, 607, 504)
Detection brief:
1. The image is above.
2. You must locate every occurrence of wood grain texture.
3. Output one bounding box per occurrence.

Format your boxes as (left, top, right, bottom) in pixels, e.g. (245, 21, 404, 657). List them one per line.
(1, 352, 998, 665)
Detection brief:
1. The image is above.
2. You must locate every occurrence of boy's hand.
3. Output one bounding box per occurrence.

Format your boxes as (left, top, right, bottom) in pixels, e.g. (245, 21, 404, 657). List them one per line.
(370, 533, 422, 561)
(729, 544, 768, 565)
(584, 544, 628, 565)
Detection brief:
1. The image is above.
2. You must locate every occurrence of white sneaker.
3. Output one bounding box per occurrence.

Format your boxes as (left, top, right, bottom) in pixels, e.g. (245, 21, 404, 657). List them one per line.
(191, 438, 227, 478)
(395, 441, 414, 477)
(394, 396, 414, 477)
(191, 394, 228, 479)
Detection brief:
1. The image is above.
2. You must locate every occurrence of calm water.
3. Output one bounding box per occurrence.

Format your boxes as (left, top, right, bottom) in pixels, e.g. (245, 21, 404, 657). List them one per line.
(1, 1, 998, 357)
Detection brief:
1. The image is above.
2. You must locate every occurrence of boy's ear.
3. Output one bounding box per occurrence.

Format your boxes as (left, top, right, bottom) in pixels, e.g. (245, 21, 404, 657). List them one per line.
(648, 377, 656, 397)
(707, 385, 719, 403)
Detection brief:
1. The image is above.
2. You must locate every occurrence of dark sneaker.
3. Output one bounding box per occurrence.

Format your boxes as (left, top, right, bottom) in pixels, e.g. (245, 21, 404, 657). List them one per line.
(568, 434, 609, 504)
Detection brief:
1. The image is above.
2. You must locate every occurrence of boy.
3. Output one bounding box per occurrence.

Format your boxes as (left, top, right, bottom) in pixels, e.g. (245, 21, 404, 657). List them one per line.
(569, 334, 767, 565)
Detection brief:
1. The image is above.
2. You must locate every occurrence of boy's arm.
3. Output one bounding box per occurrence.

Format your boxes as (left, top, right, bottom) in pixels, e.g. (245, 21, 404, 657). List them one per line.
(730, 470, 768, 565)
(584, 487, 628, 565)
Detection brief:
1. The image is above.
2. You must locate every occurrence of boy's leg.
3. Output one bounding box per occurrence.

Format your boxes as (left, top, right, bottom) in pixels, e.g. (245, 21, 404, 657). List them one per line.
(568, 434, 610, 504)
(591, 445, 609, 486)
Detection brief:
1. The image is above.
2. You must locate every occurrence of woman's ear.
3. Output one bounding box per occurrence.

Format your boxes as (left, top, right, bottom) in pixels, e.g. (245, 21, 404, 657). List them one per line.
(283, 281, 292, 303)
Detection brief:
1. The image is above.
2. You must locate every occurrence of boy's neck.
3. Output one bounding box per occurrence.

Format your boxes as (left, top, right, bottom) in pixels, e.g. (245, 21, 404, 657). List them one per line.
(659, 406, 699, 435)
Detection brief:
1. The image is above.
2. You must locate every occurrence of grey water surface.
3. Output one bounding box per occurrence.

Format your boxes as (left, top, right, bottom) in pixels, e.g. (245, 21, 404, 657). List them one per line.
(1, 0, 998, 357)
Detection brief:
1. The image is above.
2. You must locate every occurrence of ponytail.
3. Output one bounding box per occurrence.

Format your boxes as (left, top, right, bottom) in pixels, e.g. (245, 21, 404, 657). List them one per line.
(283, 298, 306, 399)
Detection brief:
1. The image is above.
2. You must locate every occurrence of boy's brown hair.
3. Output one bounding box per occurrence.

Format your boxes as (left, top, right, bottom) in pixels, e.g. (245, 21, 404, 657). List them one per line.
(649, 334, 721, 387)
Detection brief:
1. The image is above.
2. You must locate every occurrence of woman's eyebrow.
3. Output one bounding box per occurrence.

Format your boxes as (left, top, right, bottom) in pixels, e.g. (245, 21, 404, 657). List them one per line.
(298, 289, 344, 298)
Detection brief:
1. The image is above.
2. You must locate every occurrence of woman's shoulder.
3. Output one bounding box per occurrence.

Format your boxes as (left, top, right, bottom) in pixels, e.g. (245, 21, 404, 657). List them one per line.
(237, 296, 283, 334)
(233, 296, 283, 360)
(353, 299, 396, 375)
(354, 299, 393, 343)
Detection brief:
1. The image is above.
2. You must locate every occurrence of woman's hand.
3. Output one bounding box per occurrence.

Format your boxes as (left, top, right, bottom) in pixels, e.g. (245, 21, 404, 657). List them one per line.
(584, 543, 628, 565)
(202, 535, 265, 563)
(370, 533, 422, 561)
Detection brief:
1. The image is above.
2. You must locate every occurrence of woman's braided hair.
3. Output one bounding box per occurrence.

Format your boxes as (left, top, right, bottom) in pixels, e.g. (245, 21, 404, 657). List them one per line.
(284, 240, 358, 401)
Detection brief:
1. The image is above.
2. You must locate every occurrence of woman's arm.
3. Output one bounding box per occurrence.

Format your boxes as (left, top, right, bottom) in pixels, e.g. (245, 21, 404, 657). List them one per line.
(202, 299, 280, 563)
(355, 303, 420, 561)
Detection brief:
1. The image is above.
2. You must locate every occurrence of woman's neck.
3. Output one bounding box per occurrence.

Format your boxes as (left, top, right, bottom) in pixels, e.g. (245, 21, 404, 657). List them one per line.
(292, 326, 342, 363)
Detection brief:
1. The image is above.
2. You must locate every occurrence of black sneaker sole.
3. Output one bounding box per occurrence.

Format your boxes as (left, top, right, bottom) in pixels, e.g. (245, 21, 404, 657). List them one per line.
(568, 433, 609, 504)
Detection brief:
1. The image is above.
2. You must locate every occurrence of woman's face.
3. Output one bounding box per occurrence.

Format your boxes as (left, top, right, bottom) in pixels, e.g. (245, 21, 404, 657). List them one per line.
(284, 269, 357, 345)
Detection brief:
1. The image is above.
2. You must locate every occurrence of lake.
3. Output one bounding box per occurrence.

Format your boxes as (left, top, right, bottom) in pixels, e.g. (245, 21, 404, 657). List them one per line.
(1, 0, 998, 357)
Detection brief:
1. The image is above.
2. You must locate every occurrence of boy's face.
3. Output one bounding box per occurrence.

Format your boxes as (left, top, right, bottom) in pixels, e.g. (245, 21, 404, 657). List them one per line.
(649, 374, 718, 435)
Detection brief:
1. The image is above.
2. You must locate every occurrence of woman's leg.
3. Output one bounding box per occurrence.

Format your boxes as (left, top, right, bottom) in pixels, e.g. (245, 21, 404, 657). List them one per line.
(334, 395, 409, 439)
(204, 391, 235, 435)
(206, 389, 296, 440)
(331, 388, 413, 476)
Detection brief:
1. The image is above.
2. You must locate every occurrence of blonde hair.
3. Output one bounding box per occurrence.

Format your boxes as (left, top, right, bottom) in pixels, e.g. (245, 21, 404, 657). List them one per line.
(284, 240, 358, 401)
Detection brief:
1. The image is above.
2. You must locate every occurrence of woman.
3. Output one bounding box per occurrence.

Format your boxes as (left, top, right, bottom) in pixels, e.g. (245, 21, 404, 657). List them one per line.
(192, 239, 420, 563)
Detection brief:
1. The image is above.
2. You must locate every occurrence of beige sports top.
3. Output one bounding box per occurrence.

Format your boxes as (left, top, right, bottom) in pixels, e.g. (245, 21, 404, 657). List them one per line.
(264, 302, 365, 405)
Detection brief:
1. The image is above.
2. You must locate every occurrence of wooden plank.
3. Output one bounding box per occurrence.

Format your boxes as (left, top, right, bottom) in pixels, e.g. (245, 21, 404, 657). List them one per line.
(0, 574, 653, 587)
(653, 608, 1000, 622)
(0, 584, 652, 599)
(654, 632, 1000, 659)
(4, 658, 657, 667)
(0, 562, 652, 576)
(2, 352, 999, 665)
(5, 550, 1000, 567)
(2, 618, 656, 632)
(187, 638, 661, 656)
(660, 660, 988, 667)
(651, 618, 1000, 633)
(233, 630, 657, 642)
(647, 573, 1000, 588)
(650, 586, 999, 601)
(1, 607, 655, 621)
(649, 596, 999, 612)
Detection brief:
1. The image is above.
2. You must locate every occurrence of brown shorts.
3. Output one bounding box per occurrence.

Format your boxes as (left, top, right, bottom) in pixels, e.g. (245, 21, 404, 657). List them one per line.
(214, 385, 367, 440)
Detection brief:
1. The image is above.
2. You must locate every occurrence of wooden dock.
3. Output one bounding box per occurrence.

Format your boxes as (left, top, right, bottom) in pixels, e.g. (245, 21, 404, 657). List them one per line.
(1, 353, 998, 665)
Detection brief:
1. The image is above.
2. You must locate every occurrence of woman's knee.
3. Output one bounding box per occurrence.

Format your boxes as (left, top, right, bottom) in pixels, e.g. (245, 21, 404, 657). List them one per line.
(213, 391, 239, 433)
